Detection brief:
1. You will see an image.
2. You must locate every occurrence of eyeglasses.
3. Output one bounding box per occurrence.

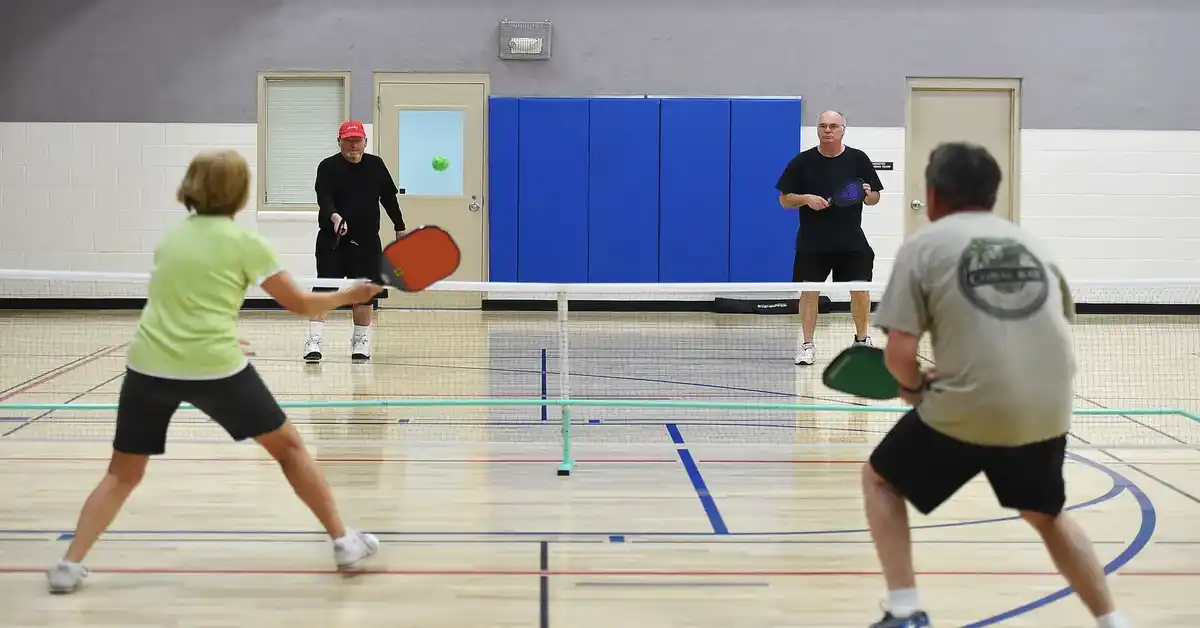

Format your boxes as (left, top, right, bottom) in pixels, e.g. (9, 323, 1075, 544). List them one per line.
(818, 124, 843, 131)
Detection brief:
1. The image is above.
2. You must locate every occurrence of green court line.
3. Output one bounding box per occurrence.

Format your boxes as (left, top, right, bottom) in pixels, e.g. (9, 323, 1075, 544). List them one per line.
(2, 397, 1192, 476)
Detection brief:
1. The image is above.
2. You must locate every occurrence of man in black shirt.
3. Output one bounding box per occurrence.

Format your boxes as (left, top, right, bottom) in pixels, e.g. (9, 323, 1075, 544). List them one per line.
(303, 120, 406, 363)
(776, 110, 883, 366)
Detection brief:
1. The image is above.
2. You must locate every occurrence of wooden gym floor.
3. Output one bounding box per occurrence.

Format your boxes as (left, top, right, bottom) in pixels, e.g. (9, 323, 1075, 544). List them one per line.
(0, 309, 1197, 627)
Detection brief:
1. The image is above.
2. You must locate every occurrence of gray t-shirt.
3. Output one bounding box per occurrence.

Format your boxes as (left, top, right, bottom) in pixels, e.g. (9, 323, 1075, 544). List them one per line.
(873, 211, 1076, 447)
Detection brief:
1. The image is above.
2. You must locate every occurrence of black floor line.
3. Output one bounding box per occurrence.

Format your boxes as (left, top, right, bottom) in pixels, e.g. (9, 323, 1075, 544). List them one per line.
(2, 371, 125, 438)
(1071, 431, 1200, 505)
(0, 347, 108, 398)
(539, 540, 550, 628)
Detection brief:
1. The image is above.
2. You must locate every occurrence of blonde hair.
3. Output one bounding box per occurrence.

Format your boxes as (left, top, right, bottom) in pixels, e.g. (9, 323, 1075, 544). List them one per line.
(176, 150, 251, 216)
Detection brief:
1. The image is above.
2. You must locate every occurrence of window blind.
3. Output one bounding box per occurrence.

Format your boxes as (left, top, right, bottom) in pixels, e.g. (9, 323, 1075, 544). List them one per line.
(263, 77, 346, 206)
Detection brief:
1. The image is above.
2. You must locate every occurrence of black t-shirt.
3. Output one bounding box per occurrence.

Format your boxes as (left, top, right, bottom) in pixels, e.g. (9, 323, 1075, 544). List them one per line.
(775, 146, 883, 252)
(315, 152, 405, 243)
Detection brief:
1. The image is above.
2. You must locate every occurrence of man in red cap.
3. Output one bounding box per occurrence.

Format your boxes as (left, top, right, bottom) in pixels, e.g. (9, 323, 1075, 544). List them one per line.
(304, 120, 405, 363)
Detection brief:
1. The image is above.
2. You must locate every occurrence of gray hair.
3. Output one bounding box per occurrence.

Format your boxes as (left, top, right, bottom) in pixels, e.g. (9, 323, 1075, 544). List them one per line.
(924, 142, 1002, 211)
(818, 110, 846, 126)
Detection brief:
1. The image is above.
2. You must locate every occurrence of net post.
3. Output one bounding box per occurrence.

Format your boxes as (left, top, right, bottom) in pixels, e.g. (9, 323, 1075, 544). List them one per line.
(556, 290, 575, 476)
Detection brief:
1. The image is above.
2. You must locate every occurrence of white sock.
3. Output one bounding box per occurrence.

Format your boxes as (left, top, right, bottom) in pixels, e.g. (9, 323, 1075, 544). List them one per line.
(886, 588, 921, 618)
(309, 321, 325, 339)
(1097, 611, 1131, 628)
(352, 324, 370, 340)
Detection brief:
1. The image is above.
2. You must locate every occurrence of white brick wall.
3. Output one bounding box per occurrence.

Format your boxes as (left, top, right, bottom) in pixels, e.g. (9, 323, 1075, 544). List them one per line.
(836, 126, 1200, 285)
(1, 122, 1198, 299)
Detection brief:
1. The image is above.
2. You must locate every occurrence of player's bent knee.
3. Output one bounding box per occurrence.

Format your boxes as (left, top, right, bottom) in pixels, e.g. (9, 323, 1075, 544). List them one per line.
(861, 461, 889, 489)
(1019, 509, 1061, 533)
(107, 452, 149, 486)
(254, 421, 305, 462)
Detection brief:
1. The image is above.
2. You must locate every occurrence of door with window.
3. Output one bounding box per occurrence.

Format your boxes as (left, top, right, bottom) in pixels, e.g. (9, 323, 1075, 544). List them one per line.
(375, 73, 488, 309)
(904, 78, 1021, 236)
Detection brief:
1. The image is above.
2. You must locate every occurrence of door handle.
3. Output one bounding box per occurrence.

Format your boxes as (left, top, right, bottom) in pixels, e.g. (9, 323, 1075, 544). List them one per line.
(910, 199, 925, 212)
(469, 194, 483, 212)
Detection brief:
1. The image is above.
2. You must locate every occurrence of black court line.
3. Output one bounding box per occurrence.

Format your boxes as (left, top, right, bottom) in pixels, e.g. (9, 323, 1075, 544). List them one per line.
(250, 355, 874, 409)
(1075, 394, 1190, 446)
(539, 540, 550, 628)
(1068, 432, 1200, 506)
(1099, 447, 1200, 507)
(2, 371, 126, 438)
(0, 346, 113, 399)
(923, 354, 1194, 448)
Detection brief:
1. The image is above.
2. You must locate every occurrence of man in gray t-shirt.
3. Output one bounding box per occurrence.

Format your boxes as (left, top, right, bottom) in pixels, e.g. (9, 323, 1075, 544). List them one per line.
(860, 143, 1130, 628)
(875, 199, 1077, 448)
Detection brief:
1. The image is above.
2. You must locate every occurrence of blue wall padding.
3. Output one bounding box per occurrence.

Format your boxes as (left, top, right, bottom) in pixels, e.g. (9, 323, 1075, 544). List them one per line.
(657, 98, 731, 282)
(487, 97, 520, 282)
(587, 98, 661, 283)
(729, 99, 803, 281)
(516, 98, 590, 282)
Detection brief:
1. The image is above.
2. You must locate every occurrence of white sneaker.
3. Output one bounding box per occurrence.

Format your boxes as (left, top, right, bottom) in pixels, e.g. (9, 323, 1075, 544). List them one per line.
(794, 342, 816, 366)
(351, 335, 371, 361)
(46, 559, 88, 594)
(333, 529, 379, 570)
(303, 336, 323, 363)
(854, 335, 875, 347)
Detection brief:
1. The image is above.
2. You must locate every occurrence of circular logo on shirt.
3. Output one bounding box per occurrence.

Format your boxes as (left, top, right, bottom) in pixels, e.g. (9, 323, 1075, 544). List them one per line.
(957, 237, 1049, 319)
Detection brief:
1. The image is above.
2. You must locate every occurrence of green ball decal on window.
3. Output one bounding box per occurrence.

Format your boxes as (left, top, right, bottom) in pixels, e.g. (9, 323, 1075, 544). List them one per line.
(432, 156, 450, 171)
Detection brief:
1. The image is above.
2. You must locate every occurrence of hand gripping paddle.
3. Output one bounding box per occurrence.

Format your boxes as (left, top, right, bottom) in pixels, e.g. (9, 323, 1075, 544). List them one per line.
(821, 344, 900, 400)
(375, 226, 461, 292)
(827, 178, 868, 207)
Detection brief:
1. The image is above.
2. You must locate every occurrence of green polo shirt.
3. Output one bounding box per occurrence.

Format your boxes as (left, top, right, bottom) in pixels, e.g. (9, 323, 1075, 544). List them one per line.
(125, 215, 282, 379)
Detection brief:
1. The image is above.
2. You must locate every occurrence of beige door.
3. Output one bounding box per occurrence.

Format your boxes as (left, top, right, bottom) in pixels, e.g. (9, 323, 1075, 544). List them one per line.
(375, 73, 488, 309)
(904, 78, 1021, 236)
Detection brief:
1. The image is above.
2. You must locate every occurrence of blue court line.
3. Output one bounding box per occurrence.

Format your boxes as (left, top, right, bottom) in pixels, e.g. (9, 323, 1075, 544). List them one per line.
(1110, 456, 1200, 505)
(668, 423, 728, 535)
(1068, 429, 1200, 504)
(8, 458, 1148, 626)
(963, 451, 1157, 628)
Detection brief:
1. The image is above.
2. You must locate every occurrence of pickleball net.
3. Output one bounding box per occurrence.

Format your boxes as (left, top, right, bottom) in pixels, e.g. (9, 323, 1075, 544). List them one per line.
(1, 269, 1198, 473)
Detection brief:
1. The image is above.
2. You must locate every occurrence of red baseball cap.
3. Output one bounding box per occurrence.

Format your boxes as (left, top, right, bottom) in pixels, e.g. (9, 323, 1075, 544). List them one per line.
(338, 120, 367, 140)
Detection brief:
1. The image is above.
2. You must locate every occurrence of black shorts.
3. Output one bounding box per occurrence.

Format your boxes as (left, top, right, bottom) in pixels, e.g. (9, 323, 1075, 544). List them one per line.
(792, 248, 874, 283)
(868, 409, 1068, 516)
(113, 365, 288, 456)
(316, 232, 382, 280)
(314, 232, 382, 303)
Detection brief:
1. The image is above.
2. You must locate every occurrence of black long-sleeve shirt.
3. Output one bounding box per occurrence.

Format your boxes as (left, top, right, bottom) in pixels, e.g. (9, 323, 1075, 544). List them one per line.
(315, 152, 405, 242)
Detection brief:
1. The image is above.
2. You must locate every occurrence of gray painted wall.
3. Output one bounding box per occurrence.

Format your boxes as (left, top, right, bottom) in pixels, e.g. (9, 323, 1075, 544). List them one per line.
(1, 0, 1197, 129)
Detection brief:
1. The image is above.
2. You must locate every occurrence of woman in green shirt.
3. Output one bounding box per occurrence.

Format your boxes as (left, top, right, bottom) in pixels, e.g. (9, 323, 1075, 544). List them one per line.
(47, 150, 383, 594)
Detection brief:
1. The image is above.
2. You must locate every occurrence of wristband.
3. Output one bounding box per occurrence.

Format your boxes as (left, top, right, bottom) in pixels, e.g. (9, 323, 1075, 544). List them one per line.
(900, 374, 928, 394)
